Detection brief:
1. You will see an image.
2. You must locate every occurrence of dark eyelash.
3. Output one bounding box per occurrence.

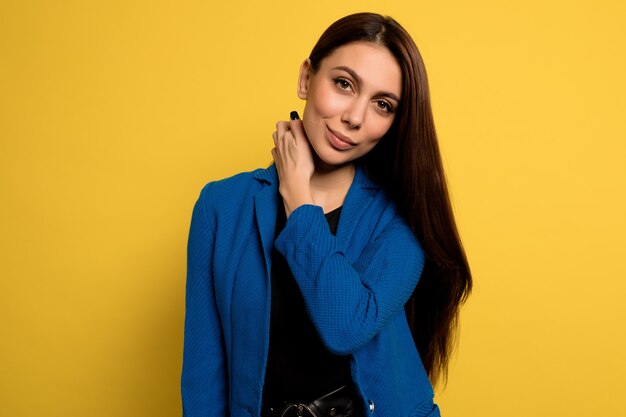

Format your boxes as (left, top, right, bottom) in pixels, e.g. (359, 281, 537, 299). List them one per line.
(333, 78, 395, 113)
(379, 101, 394, 113)
(334, 78, 351, 89)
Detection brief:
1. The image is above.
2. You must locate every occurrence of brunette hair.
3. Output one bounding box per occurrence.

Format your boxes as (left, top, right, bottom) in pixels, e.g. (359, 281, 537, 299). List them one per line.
(308, 13, 472, 387)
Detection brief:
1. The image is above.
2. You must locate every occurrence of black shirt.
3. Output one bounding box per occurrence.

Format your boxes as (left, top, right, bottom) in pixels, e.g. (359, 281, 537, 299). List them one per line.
(262, 204, 351, 405)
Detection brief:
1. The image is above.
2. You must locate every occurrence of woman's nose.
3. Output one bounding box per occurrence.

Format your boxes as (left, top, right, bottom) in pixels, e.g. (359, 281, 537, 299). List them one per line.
(341, 99, 367, 129)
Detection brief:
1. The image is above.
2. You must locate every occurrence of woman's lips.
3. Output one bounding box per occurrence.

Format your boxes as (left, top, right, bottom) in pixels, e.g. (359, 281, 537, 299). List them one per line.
(326, 126, 355, 150)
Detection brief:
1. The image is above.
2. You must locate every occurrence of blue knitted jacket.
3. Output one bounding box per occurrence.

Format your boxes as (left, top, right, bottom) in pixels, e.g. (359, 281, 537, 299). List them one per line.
(181, 164, 440, 417)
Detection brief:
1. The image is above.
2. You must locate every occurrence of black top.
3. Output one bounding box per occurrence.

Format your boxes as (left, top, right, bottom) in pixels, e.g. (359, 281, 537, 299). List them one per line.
(262, 204, 352, 405)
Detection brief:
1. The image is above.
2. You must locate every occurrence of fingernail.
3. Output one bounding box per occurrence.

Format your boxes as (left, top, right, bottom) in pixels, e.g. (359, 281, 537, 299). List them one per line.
(290, 111, 300, 120)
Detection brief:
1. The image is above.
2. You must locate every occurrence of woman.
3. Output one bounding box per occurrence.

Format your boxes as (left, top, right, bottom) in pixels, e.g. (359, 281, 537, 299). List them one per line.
(182, 12, 472, 417)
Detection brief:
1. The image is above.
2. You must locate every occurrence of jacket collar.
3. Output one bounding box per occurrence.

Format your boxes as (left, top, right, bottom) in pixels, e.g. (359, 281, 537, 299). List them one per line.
(252, 165, 281, 276)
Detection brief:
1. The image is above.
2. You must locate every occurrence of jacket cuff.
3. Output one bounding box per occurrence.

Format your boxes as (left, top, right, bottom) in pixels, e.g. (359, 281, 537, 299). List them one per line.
(274, 204, 338, 275)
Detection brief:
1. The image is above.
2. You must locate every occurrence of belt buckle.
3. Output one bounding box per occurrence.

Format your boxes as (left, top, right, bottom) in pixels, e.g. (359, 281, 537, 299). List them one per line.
(279, 402, 321, 417)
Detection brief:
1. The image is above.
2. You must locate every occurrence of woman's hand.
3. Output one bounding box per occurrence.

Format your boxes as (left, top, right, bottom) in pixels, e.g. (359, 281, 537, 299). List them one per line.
(271, 112, 315, 217)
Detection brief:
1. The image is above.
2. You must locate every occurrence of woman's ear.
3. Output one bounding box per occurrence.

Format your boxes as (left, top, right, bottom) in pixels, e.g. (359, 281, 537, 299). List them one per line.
(297, 59, 312, 100)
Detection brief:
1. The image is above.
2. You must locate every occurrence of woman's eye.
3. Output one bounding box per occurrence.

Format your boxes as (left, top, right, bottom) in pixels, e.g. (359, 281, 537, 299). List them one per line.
(334, 78, 351, 90)
(376, 100, 393, 113)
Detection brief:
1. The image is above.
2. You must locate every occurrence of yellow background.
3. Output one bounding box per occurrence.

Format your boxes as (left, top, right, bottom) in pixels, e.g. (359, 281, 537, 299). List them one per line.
(1, 0, 625, 416)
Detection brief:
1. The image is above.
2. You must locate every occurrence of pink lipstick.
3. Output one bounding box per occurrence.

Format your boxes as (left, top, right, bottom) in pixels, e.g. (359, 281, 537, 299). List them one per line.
(326, 126, 355, 150)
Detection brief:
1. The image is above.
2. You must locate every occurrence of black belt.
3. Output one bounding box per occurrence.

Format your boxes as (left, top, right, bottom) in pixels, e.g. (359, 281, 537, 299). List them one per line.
(262, 385, 361, 417)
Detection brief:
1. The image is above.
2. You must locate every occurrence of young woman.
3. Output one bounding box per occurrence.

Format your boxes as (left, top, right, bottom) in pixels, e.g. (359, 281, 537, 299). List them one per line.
(182, 12, 472, 417)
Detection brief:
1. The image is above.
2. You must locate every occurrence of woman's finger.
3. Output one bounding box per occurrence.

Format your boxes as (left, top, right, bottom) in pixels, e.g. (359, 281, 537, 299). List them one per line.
(276, 121, 290, 143)
(283, 130, 297, 158)
(289, 118, 307, 147)
(271, 147, 281, 174)
(284, 129, 296, 144)
(277, 128, 286, 155)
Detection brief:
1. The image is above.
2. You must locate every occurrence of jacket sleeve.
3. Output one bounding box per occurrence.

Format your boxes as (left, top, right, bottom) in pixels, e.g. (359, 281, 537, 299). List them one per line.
(274, 204, 424, 355)
(181, 185, 228, 417)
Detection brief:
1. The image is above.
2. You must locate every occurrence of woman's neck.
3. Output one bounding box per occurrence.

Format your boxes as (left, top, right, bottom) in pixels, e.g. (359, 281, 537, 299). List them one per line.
(309, 159, 356, 213)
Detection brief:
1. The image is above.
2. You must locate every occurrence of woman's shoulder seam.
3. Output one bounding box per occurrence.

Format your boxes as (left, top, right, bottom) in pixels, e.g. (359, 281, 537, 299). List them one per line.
(197, 167, 269, 210)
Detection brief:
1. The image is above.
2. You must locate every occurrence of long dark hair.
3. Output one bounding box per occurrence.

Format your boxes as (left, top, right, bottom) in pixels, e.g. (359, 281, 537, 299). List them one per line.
(308, 13, 472, 387)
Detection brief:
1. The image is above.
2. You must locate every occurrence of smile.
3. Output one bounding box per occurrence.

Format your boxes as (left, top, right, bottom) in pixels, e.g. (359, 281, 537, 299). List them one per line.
(326, 126, 355, 150)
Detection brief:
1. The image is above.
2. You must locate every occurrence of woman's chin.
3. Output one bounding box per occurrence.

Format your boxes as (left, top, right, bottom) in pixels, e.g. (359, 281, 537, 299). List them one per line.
(312, 148, 355, 171)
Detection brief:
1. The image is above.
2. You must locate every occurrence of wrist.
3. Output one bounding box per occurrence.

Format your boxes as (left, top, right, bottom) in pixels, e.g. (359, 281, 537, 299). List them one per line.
(280, 186, 314, 218)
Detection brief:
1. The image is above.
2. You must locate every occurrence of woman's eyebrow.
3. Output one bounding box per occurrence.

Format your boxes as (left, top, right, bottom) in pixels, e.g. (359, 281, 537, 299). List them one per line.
(333, 66, 362, 85)
(332, 65, 401, 102)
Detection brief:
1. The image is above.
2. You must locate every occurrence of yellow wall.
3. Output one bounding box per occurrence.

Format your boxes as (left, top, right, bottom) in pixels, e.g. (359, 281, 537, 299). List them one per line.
(1, 1, 625, 416)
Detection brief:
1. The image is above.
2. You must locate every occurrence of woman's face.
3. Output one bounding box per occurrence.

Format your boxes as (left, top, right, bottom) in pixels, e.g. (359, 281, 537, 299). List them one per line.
(298, 41, 402, 167)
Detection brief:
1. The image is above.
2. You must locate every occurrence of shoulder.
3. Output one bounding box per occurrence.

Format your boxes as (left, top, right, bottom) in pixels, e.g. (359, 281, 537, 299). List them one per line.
(196, 165, 276, 211)
(342, 167, 422, 255)
(349, 178, 406, 238)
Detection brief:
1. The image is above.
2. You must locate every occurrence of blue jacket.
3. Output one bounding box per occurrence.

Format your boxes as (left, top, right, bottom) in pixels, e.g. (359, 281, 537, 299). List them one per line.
(182, 164, 440, 417)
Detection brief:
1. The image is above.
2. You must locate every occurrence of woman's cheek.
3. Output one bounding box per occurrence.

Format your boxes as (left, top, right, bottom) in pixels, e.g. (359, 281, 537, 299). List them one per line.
(375, 123, 394, 141)
(369, 114, 394, 140)
(312, 86, 345, 116)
